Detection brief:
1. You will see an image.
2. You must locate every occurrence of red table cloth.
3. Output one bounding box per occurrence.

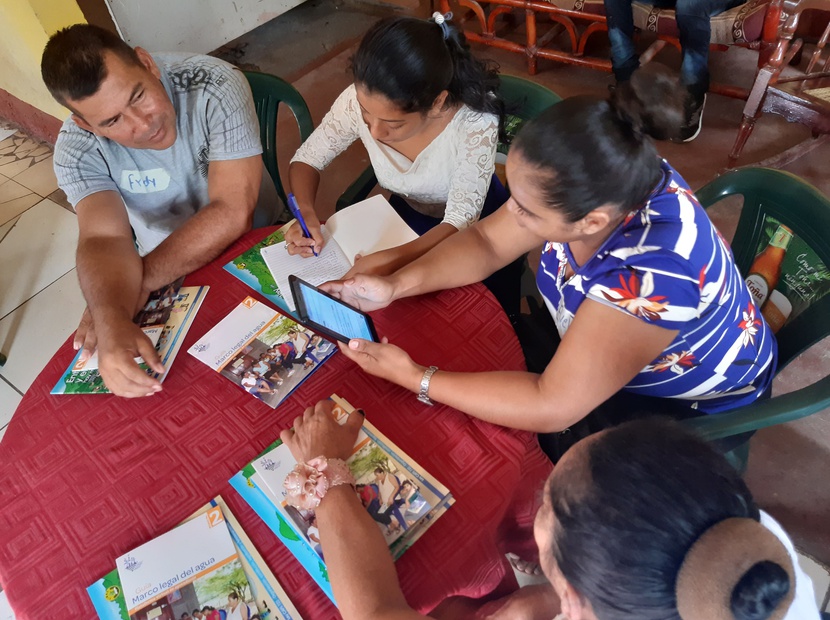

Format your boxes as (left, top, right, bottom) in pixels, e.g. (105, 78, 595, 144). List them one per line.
(0, 228, 552, 620)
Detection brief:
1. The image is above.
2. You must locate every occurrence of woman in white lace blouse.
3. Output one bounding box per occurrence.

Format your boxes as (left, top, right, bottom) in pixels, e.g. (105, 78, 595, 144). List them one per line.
(286, 14, 518, 309)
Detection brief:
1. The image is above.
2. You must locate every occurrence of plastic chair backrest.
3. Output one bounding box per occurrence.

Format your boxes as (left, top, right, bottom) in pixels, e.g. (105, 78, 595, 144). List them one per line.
(243, 71, 314, 207)
(498, 74, 562, 154)
(695, 168, 830, 370)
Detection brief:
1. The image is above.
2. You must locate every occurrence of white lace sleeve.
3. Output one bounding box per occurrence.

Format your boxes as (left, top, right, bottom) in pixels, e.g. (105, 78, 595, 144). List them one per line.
(290, 84, 361, 171)
(442, 111, 499, 230)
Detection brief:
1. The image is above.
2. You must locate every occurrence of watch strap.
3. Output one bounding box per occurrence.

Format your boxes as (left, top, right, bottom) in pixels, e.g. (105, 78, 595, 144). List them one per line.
(417, 365, 439, 406)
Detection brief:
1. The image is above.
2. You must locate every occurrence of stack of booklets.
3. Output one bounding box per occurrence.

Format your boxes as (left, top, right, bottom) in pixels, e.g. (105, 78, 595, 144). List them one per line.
(230, 394, 454, 602)
(87, 496, 302, 619)
(224, 195, 417, 313)
(187, 297, 335, 409)
(52, 280, 208, 394)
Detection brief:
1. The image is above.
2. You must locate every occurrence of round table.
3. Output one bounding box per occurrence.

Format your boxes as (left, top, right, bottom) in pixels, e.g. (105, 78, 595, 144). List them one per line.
(0, 228, 552, 619)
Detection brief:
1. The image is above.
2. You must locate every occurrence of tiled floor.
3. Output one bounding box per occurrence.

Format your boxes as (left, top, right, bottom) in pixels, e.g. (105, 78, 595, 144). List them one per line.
(0, 126, 83, 443)
(0, 589, 14, 620)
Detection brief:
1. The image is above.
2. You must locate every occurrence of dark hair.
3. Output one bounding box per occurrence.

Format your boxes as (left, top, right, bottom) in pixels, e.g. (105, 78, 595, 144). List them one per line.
(731, 561, 792, 620)
(548, 418, 790, 620)
(351, 16, 504, 137)
(229, 592, 239, 600)
(41, 24, 141, 107)
(512, 63, 685, 222)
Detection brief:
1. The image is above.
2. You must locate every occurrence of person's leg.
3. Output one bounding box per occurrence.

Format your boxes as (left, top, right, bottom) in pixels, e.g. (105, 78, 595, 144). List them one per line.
(257, 378, 274, 393)
(604, 0, 641, 82)
(675, 0, 716, 100)
(673, 0, 742, 140)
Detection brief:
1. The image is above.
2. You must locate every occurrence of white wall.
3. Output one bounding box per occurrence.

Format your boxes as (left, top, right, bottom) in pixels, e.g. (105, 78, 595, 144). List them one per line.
(106, 0, 305, 53)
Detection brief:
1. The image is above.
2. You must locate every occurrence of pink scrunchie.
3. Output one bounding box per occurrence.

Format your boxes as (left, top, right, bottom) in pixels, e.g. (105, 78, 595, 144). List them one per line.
(283, 456, 332, 510)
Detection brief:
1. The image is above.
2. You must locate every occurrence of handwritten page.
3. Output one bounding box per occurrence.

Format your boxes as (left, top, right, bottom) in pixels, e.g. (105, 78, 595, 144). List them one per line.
(260, 226, 351, 311)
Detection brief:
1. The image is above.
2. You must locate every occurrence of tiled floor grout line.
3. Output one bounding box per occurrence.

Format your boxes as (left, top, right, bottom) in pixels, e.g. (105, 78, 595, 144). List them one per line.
(0, 194, 56, 237)
(0, 374, 23, 397)
(0, 220, 18, 244)
(0, 176, 57, 199)
(0, 266, 77, 322)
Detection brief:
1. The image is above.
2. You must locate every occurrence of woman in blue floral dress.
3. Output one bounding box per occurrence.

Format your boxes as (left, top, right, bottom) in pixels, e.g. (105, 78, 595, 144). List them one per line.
(322, 65, 776, 457)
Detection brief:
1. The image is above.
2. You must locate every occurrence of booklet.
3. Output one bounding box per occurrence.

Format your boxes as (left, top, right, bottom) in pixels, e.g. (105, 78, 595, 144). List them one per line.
(52, 282, 208, 394)
(260, 195, 417, 311)
(230, 394, 454, 603)
(187, 297, 335, 409)
(223, 228, 293, 314)
(88, 497, 302, 620)
(115, 504, 240, 617)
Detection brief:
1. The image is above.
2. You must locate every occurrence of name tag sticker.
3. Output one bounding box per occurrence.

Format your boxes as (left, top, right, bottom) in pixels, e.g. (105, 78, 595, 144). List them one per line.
(120, 168, 171, 193)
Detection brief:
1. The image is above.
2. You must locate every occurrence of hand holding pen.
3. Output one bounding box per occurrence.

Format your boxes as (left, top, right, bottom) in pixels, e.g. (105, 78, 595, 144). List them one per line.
(285, 193, 324, 257)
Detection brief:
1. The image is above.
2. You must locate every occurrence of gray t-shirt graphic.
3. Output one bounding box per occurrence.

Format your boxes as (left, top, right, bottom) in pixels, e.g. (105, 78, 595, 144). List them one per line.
(54, 53, 264, 255)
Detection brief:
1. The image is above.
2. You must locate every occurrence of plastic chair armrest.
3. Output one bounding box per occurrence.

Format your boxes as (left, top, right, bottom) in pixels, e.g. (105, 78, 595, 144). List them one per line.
(336, 167, 378, 212)
(682, 374, 830, 440)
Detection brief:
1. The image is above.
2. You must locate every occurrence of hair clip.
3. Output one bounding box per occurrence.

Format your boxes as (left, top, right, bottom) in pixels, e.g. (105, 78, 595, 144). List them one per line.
(431, 11, 454, 39)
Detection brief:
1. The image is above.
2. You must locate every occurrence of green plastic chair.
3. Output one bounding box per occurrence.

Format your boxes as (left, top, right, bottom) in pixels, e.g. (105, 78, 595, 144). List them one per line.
(334, 75, 563, 211)
(683, 167, 830, 470)
(243, 71, 314, 208)
(497, 74, 563, 157)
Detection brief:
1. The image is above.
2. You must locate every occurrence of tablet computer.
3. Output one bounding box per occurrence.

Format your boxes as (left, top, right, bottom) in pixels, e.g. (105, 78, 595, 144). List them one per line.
(289, 275, 379, 343)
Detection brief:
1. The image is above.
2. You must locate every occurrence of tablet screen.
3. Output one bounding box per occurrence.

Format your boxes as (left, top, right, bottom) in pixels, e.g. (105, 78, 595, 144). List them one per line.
(297, 280, 375, 341)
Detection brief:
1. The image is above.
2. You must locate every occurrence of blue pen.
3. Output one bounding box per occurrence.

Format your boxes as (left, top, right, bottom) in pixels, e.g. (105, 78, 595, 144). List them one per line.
(287, 193, 318, 257)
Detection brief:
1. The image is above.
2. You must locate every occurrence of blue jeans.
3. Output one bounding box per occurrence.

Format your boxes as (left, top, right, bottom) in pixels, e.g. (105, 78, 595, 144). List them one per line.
(605, 0, 743, 99)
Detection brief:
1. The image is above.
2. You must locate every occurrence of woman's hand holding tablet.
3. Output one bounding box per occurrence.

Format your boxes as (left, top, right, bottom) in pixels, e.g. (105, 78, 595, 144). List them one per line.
(289, 276, 380, 343)
(318, 275, 397, 312)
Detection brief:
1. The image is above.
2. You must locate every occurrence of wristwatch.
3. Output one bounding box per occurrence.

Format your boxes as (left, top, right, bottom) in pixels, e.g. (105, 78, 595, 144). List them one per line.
(417, 365, 439, 406)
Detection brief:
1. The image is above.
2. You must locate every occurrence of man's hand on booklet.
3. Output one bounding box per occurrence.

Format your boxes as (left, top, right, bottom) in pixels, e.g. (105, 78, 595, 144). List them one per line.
(319, 274, 396, 311)
(280, 400, 364, 463)
(73, 306, 97, 361)
(73, 288, 152, 361)
(96, 317, 165, 398)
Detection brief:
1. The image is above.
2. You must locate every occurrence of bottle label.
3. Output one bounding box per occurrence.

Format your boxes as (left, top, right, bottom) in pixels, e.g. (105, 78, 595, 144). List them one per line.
(761, 290, 792, 333)
(770, 226, 793, 250)
(745, 274, 770, 307)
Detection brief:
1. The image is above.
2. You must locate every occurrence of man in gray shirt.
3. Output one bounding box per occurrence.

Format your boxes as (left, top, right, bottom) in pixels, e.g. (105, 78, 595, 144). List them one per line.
(41, 24, 277, 397)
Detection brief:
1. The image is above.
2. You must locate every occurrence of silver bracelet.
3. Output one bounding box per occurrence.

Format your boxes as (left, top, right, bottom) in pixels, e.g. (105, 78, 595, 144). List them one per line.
(417, 366, 439, 406)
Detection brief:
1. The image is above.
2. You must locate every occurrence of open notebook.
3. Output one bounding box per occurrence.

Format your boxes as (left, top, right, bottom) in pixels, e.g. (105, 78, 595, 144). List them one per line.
(261, 195, 417, 311)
